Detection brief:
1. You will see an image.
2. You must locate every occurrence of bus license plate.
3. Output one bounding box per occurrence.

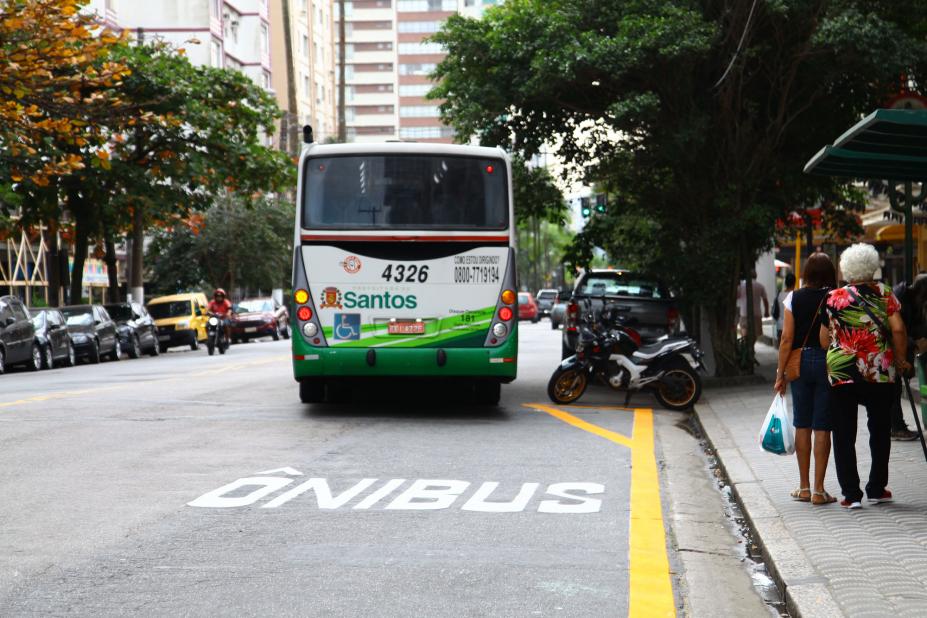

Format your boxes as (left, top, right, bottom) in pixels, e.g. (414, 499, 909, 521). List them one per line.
(388, 322, 424, 335)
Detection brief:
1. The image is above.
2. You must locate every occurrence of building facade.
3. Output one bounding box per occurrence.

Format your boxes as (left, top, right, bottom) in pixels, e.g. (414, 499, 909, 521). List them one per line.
(336, 0, 500, 143)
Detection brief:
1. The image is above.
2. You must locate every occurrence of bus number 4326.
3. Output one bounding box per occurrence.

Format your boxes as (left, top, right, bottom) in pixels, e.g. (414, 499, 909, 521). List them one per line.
(381, 264, 429, 283)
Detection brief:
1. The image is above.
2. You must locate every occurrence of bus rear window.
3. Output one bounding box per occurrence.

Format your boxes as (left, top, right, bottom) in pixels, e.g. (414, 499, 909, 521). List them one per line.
(303, 155, 508, 230)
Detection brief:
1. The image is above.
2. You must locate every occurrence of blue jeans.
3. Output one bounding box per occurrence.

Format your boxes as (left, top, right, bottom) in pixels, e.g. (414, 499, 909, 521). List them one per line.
(789, 347, 831, 430)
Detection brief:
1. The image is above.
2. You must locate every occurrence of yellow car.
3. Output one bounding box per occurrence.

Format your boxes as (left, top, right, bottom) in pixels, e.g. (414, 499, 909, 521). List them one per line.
(147, 292, 209, 352)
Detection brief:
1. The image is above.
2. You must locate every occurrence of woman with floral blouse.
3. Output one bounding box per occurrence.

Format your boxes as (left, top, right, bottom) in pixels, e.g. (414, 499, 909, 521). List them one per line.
(823, 243, 911, 510)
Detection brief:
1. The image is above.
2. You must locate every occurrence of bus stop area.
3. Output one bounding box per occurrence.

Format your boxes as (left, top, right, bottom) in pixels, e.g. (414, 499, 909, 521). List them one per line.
(696, 344, 927, 618)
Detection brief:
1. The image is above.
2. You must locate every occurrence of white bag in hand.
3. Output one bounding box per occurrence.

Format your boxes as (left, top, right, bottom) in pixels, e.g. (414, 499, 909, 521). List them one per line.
(758, 394, 795, 455)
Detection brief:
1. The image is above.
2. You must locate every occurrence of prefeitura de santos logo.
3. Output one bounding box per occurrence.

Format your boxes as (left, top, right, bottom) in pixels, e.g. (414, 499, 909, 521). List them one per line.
(319, 287, 343, 309)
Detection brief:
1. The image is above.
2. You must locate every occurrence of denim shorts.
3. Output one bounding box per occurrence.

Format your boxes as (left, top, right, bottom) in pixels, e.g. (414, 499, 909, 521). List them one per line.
(789, 347, 831, 430)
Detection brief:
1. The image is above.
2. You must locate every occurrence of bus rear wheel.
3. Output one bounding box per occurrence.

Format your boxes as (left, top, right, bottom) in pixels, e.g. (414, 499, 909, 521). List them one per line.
(299, 379, 325, 404)
(473, 380, 501, 405)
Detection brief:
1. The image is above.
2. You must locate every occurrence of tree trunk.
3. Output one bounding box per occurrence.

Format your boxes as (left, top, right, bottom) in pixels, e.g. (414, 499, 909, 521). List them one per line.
(104, 230, 120, 303)
(707, 303, 740, 377)
(46, 219, 60, 307)
(337, 0, 347, 142)
(70, 213, 89, 304)
(129, 204, 144, 304)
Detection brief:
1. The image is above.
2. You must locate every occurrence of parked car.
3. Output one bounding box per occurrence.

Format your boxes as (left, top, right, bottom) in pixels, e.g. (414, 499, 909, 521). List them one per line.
(105, 302, 160, 358)
(0, 295, 41, 373)
(30, 308, 75, 369)
(535, 288, 559, 318)
(518, 292, 540, 323)
(561, 269, 680, 359)
(60, 304, 120, 363)
(230, 297, 290, 343)
(147, 293, 209, 353)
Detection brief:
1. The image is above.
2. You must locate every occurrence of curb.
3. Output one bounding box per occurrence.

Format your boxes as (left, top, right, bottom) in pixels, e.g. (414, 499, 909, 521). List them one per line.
(691, 398, 844, 618)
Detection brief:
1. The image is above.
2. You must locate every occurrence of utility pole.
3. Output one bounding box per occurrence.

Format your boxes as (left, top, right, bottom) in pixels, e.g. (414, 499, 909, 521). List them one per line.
(337, 0, 346, 142)
(280, 0, 300, 155)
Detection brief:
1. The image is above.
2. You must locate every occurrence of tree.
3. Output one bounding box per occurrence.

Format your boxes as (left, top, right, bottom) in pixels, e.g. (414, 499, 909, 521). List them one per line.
(432, 0, 927, 375)
(511, 155, 568, 291)
(146, 195, 295, 297)
(0, 0, 129, 187)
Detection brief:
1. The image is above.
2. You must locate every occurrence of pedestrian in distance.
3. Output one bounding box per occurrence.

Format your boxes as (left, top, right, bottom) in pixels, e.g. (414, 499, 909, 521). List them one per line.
(774, 253, 837, 505)
(773, 272, 796, 346)
(889, 274, 927, 441)
(822, 243, 911, 510)
(737, 271, 770, 339)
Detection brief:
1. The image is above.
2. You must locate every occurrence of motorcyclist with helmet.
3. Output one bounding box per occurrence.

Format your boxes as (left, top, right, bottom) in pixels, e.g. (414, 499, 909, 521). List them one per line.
(207, 288, 233, 343)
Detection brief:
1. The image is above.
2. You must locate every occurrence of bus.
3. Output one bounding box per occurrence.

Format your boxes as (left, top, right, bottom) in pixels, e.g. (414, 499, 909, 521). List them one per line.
(290, 139, 518, 404)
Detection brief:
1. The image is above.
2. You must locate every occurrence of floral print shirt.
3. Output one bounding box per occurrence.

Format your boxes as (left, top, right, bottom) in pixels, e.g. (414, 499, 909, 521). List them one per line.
(825, 283, 900, 386)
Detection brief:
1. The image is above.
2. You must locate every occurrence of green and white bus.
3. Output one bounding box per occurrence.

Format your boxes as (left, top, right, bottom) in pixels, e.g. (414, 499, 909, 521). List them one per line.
(290, 140, 518, 404)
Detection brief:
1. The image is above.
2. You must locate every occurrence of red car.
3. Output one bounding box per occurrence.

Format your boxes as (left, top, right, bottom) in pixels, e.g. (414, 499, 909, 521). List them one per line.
(518, 292, 540, 323)
(230, 297, 290, 343)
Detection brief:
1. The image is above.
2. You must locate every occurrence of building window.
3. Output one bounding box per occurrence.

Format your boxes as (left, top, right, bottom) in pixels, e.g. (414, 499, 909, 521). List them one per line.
(353, 20, 392, 30)
(353, 0, 392, 8)
(210, 39, 223, 68)
(353, 63, 393, 72)
(397, 21, 440, 33)
(398, 42, 445, 55)
(352, 105, 395, 114)
(303, 73, 310, 95)
(400, 126, 455, 139)
(301, 34, 309, 57)
(354, 41, 393, 52)
(400, 105, 440, 117)
(260, 24, 269, 56)
(398, 62, 436, 76)
(262, 71, 271, 90)
(398, 0, 455, 11)
(399, 84, 432, 97)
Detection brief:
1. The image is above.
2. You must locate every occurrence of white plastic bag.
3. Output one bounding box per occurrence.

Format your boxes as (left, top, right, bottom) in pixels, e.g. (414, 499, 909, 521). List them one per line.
(758, 394, 795, 455)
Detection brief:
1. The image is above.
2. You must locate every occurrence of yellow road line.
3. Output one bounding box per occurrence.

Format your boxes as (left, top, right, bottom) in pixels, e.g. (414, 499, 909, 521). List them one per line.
(0, 354, 290, 409)
(524, 403, 633, 448)
(524, 403, 675, 617)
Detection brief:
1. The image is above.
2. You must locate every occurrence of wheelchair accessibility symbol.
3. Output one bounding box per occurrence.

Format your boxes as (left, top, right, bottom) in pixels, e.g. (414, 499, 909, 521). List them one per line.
(333, 313, 361, 341)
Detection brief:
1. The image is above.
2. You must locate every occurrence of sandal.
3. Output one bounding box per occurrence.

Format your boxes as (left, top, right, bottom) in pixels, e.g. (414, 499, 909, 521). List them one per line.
(812, 491, 837, 505)
(790, 487, 811, 502)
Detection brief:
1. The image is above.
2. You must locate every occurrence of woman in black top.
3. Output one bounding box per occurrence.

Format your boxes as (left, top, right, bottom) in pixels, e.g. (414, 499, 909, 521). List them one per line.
(774, 253, 837, 505)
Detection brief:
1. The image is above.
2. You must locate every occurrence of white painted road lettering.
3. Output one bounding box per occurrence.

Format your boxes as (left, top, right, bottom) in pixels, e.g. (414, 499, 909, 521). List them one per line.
(188, 471, 604, 513)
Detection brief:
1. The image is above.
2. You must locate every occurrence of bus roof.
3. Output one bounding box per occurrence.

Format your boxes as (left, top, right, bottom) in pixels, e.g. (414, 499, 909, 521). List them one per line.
(301, 141, 509, 160)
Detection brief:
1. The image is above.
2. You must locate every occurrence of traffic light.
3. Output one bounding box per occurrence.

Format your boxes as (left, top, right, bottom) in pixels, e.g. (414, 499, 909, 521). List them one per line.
(580, 197, 591, 218)
(595, 193, 607, 214)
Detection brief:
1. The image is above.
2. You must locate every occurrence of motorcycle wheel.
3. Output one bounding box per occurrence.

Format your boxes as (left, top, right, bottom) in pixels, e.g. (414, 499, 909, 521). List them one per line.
(547, 367, 588, 404)
(219, 338, 227, 354)
(207, 340, 215, 356)
(654, 359, 702, 411)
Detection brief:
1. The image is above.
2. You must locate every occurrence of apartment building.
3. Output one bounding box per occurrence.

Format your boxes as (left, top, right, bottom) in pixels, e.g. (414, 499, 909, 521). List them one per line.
(85, 0, 273, 90)
(269, 0, 337, 147)
(335, 0, 501, 143)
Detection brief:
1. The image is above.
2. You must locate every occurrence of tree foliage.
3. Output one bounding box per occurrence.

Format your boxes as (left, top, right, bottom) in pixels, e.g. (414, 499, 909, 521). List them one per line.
(432, 0, 927, 374)
(146, 195, 294, 297)
(0, 0, 129, 185)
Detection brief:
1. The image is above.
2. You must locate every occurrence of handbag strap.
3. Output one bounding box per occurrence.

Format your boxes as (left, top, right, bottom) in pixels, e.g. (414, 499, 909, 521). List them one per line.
(798, 291, 827, 348)
(847, 286, 889, 335)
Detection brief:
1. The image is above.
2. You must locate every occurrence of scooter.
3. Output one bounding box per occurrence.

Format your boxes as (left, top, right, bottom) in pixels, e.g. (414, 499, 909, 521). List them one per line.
(206, 313, 229, 356)
(547, 301, 705, 410)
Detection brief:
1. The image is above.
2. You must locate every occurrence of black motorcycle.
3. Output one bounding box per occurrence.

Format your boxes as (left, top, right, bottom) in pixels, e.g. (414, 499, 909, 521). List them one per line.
(206, 313, 229, 356)
(547, 301, 704, 410)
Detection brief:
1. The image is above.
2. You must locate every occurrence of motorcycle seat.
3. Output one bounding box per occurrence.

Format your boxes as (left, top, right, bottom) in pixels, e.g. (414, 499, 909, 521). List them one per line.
(632, 337, 691, 360)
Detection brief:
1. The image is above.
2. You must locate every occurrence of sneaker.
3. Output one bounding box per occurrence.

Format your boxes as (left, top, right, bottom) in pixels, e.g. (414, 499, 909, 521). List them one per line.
(891, 428, 919, 441)
(867, 490, 893, 504)
(840, 499, 862, 510)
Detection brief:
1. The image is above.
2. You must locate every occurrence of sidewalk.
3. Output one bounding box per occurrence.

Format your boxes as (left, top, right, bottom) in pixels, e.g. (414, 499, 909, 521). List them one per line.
(696, 344, 927, 618)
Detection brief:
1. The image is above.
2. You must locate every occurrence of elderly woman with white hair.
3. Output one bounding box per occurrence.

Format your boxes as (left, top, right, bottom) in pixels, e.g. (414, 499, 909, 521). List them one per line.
(822, 243, 911, 510)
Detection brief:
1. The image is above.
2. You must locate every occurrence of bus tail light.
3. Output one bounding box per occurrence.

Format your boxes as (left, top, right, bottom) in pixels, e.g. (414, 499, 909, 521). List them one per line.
(492, 323, 508, 337)
(501, 289, 515, 305)
(302, 323, 318, 337)
(498, 307, 513, 321)
(297, 306, 313, 321)
(294, 289, 309, 304)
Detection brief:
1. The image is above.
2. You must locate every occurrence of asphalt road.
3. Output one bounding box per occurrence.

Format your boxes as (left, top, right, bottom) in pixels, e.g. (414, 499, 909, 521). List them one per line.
(0, 322, 770, 616)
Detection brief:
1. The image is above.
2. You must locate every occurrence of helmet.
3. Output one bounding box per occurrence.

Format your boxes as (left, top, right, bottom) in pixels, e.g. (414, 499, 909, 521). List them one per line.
(214, 288, 227, 298)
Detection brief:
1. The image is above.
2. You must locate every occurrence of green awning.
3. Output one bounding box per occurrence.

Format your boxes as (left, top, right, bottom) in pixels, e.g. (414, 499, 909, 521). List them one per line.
(804, 108, 927, 180)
